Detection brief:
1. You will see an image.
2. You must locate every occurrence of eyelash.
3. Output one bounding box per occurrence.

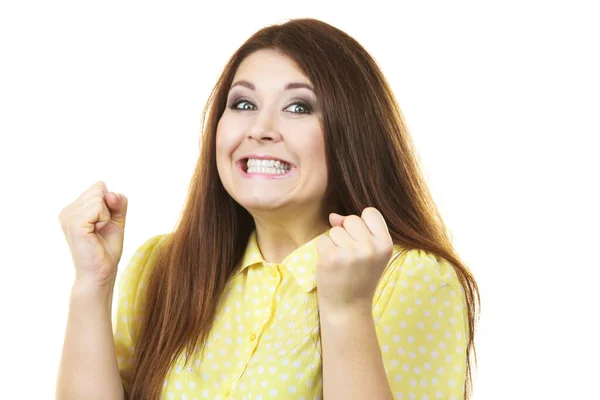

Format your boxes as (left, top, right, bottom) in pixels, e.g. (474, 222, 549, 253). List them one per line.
(229, 98, 312, 114)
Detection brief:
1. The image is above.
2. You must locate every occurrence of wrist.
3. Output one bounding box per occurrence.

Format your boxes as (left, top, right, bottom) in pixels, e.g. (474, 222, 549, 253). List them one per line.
(71, 277, 115, 302)
(318, 299, 373, 325)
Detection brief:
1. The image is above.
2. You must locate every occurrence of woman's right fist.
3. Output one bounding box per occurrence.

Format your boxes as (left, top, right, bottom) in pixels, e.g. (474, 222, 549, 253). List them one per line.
(59, 181, 128, 289)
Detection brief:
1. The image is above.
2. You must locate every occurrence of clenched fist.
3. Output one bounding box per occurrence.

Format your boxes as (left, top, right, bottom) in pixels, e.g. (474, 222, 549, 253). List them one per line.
(59, 181, 128, 290)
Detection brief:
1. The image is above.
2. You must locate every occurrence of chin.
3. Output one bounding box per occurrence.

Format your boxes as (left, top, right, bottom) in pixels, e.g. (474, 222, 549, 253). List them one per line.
(235, 195, 288, 212)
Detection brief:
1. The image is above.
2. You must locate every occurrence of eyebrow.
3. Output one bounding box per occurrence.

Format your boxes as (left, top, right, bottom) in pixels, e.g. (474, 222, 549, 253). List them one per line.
(229, 80, 315, 93)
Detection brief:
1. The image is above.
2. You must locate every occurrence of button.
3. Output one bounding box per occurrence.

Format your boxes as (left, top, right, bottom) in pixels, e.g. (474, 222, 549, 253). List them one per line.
(249, 333, 257, 341)
(224, 388, 231, 397)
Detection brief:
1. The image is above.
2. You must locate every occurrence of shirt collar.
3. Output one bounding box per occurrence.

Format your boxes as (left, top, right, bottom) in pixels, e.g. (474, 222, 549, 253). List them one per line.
(234, 230, 326, 292)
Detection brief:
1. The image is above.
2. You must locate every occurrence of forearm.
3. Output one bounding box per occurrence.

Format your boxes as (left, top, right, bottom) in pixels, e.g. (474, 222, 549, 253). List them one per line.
(319, 305, 394, 400)
(56, 281, 125, 400)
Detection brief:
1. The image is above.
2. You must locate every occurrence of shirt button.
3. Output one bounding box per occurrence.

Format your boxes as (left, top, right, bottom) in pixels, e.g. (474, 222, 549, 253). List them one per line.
(249, 333, 257, 341)
(224, 388, 231, 397)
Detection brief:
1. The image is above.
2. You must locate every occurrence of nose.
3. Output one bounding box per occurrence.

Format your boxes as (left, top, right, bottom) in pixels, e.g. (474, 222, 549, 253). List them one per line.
(246, 108, 282, 142)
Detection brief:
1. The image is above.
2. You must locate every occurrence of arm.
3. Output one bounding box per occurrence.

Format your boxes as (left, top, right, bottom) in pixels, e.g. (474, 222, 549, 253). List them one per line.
(319, 304, 394, 400)
(319, 248, 468, 400)
(55, 280, 125, 400)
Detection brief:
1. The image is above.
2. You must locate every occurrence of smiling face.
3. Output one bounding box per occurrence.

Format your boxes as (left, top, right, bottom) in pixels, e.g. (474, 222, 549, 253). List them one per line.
(216, 48, 329, 219)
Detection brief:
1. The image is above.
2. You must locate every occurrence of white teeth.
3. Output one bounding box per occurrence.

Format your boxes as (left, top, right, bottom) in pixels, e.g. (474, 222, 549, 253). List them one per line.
(246, 158, 291, 172)
(246, 166, 289, 175)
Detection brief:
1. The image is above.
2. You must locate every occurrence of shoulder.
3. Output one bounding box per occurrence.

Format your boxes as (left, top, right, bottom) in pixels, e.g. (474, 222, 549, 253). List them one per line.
(376, 245, 461, 300)
(118, 233, 171, 297)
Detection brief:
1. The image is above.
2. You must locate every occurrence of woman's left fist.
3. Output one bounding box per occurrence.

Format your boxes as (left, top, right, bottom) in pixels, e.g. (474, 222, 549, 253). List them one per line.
(315, 207, 394, 312)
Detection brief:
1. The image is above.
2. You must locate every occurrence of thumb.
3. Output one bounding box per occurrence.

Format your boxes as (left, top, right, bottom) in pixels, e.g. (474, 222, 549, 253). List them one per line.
(107, 192, 128, 227)
(329, 212, 345, 227)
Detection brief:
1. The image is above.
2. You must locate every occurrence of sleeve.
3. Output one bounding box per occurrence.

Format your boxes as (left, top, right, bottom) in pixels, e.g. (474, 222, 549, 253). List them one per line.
(372, 248, 469, 400)
(112, 234, 168, 396)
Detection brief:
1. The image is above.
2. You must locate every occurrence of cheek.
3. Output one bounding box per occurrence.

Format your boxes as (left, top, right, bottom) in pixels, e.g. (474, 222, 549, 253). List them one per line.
(304, 130, 327, 170)
(216, 117, 238, 159)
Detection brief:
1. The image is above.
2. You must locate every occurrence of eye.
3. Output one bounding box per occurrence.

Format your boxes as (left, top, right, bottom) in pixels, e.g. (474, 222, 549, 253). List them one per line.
(285, 102, 312, 114)
(230, 99, 256, 111)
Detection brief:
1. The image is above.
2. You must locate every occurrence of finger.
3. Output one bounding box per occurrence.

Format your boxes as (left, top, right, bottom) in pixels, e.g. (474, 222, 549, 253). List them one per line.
(328, 226, 354, 248)
(315, 234, 336, 256)
(341, 214, 372, 241)
(361, 207, 390, 239)
(329, 212, 346, 227)
(77, 181, 109, 204)
(81, 197, 111, 233)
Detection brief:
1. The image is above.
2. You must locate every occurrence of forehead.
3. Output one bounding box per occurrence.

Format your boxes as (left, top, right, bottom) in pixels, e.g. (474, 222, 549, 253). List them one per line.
(233, 49, 312, 87)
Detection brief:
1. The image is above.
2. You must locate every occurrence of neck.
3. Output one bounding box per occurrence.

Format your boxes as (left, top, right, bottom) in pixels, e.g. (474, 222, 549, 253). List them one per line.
(252, 213, 330, 263)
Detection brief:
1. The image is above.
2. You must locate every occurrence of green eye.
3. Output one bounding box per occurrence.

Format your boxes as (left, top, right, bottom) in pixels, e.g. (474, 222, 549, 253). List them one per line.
(285, 102, 311, 114)
(231, 100, 256, 111)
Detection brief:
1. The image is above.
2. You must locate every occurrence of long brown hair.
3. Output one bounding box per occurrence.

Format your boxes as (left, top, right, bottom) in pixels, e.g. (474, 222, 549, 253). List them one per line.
(127, 18, 480, 400)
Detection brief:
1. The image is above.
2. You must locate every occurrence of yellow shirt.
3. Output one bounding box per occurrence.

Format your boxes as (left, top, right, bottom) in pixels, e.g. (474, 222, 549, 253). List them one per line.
(114, 231, 468, 400)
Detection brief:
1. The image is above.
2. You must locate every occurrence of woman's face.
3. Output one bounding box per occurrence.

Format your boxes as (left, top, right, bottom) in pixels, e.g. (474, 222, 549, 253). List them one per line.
(216, 48, 328, 217)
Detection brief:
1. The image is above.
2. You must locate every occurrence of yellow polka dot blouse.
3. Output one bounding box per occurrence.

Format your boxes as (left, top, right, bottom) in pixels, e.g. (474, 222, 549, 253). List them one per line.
(114, 231, 468, 400)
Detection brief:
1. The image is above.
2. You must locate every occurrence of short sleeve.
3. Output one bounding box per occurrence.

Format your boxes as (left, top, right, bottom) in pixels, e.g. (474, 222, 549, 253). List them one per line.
(112, 234, 168, 395)
(373, 248, 469, 400)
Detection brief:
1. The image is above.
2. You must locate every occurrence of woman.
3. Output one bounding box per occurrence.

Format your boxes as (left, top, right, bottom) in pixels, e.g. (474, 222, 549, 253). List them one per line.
(57, 18, 479, 400)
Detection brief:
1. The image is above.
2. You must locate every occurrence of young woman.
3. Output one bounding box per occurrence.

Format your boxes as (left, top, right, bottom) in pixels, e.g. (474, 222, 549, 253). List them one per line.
(57, 18, 479, 400)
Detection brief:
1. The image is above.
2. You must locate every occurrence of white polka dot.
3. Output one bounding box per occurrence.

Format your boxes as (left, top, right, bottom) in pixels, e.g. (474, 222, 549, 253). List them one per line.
(175, 381, 182, 390)
(394, 374, 402, 382)
(288, 386, 296, 393)
(189, 381, 196, 389)
(410, 379, 417, 387)
(270, 388, 278, 396)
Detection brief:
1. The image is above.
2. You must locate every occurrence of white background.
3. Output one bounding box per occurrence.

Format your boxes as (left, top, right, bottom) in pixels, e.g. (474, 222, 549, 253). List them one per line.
(1, 1, 598, 398)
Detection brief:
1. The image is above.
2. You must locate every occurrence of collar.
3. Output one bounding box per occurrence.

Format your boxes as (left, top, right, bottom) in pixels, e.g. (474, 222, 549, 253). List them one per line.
(234, 230, 326, 292)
